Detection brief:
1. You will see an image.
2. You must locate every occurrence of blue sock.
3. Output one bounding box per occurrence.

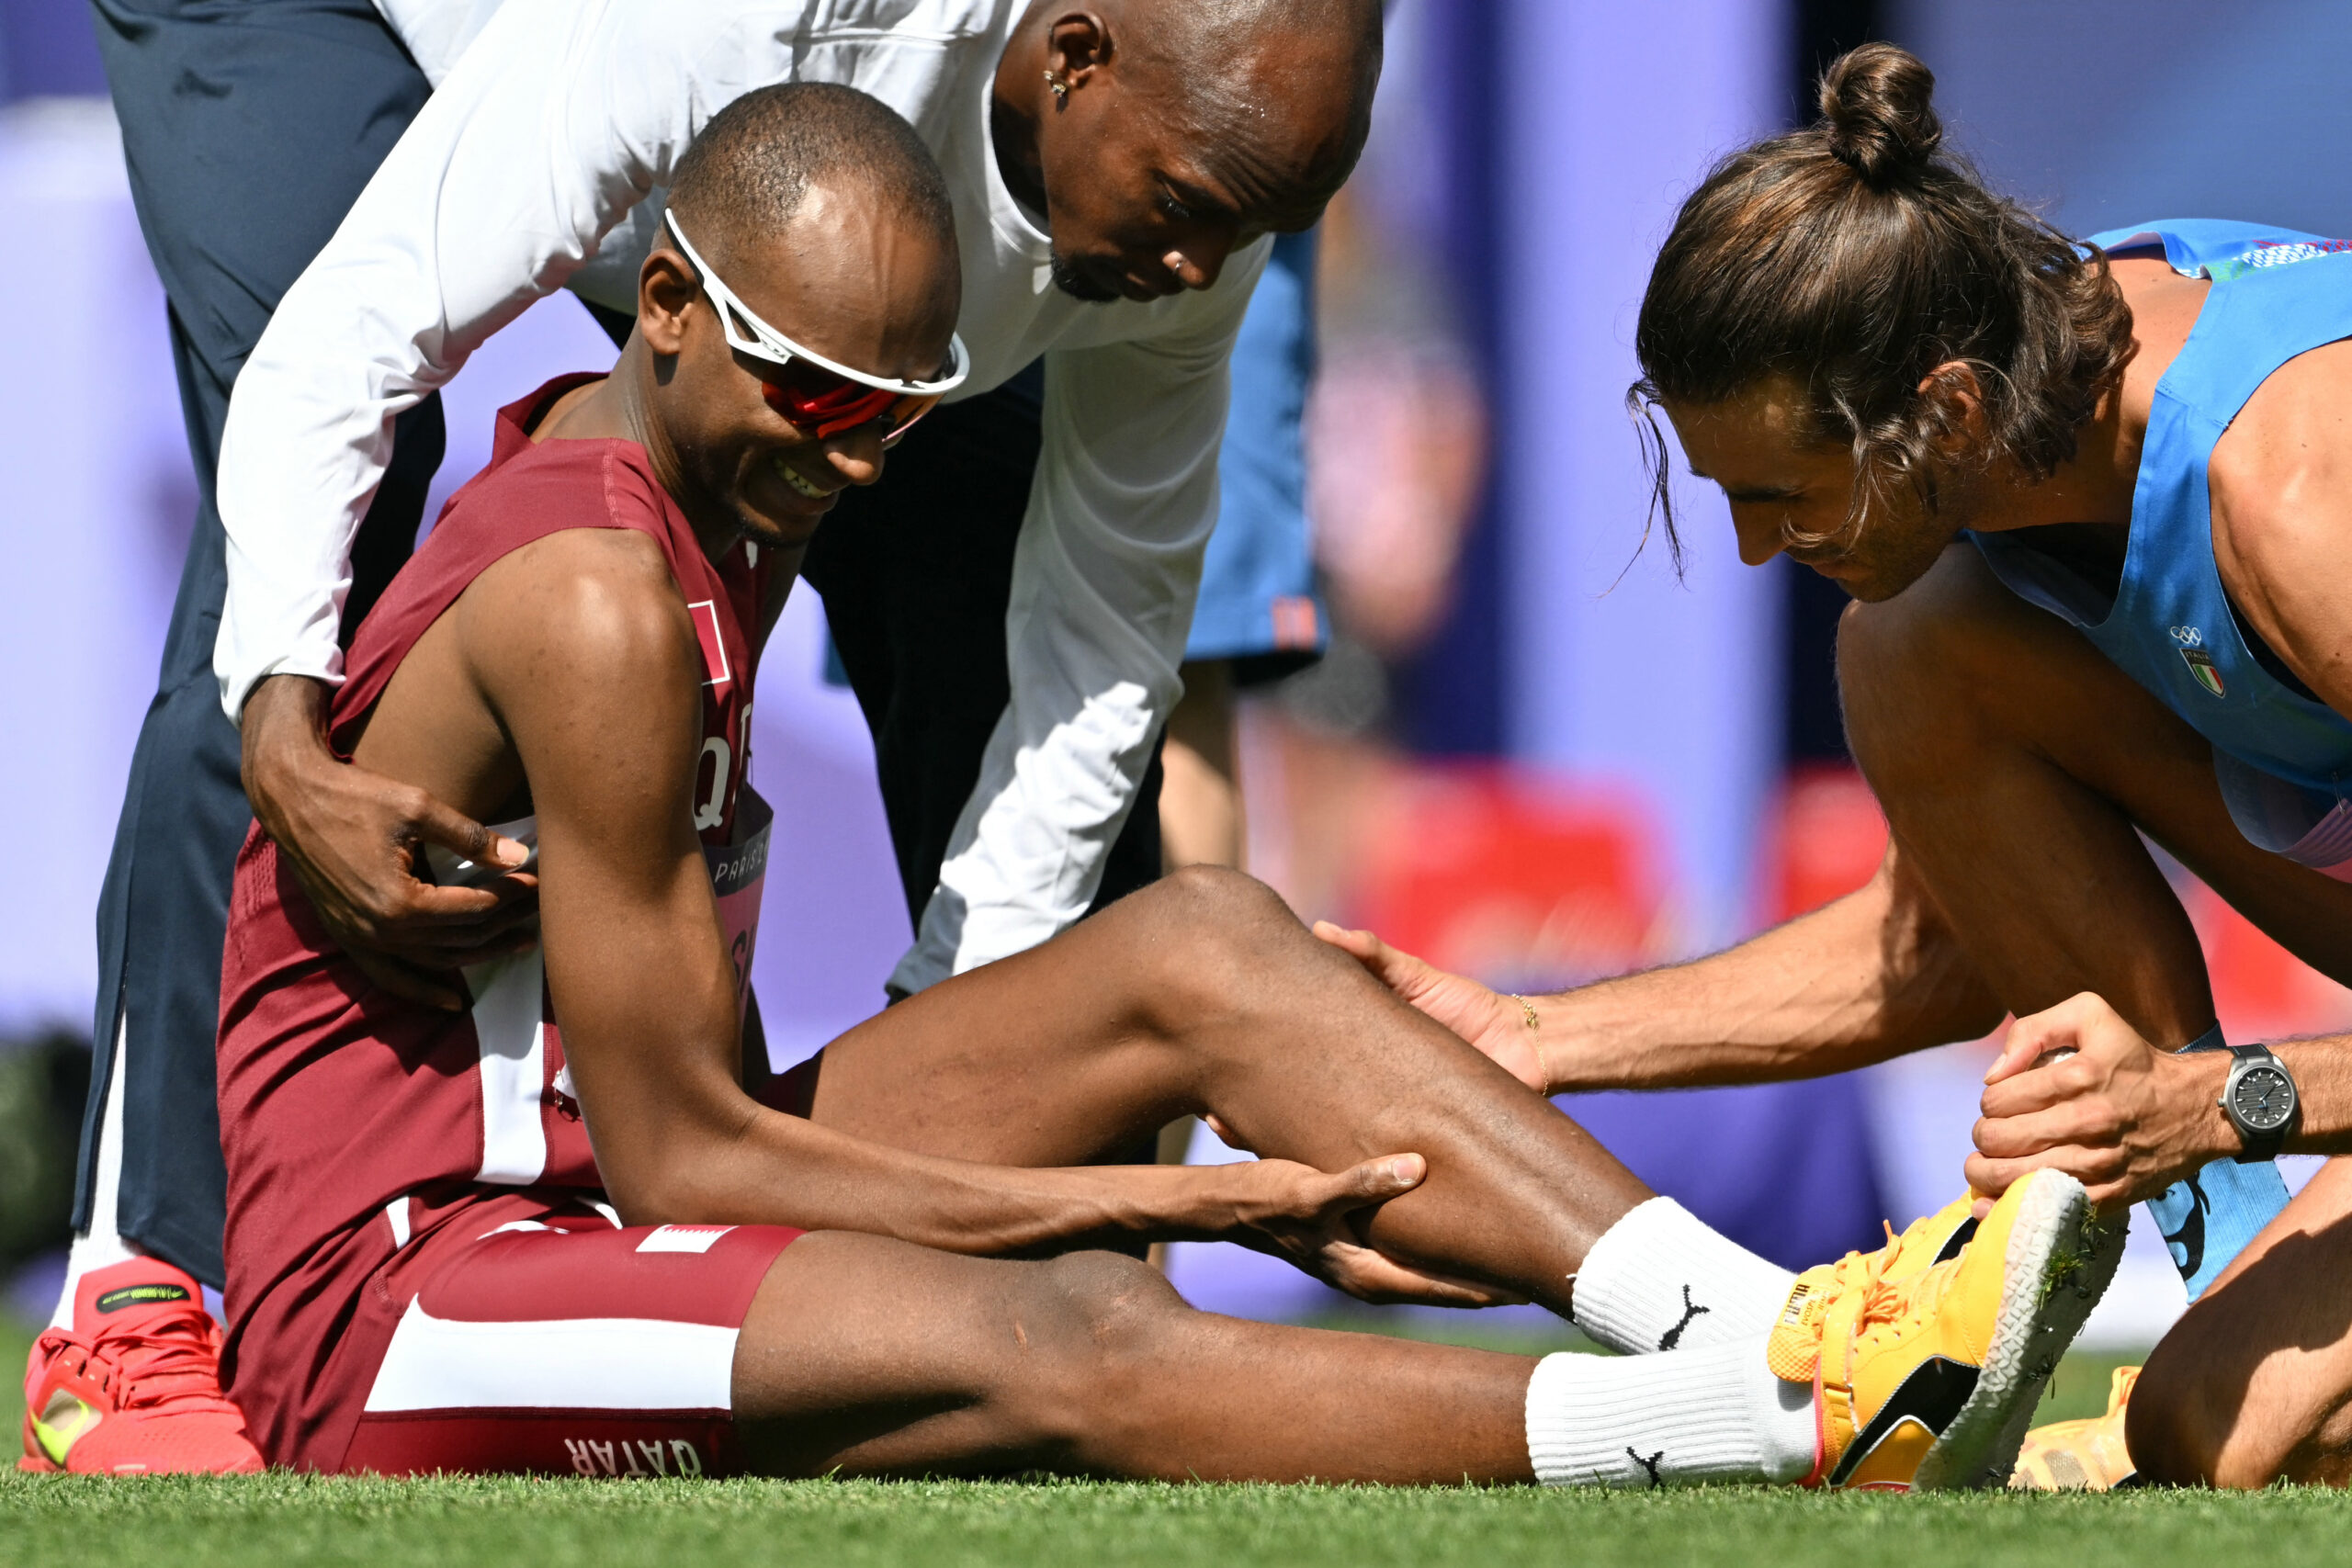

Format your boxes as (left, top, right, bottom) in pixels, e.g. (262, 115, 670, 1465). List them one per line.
(2140, 1025, 2289, 1300)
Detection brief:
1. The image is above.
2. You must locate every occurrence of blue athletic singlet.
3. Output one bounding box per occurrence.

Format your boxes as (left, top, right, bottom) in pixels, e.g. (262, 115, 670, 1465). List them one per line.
(1973, 219, 2352, 872)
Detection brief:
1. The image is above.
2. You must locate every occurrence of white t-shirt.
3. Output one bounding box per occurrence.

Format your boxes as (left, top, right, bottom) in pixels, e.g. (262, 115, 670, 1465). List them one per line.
(219, 0, 1267, 995)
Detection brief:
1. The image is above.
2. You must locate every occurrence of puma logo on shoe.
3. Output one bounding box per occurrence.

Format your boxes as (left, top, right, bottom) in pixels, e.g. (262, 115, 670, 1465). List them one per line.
(1627, 1446, 1665, 1488)
(1657, 1285, 1711, 1351)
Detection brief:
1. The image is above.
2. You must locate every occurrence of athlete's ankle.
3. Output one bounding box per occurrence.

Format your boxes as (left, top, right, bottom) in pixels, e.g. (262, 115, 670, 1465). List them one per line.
(1524, 1338, 1813, 1488)
(1569, 1198, 1796, 1356)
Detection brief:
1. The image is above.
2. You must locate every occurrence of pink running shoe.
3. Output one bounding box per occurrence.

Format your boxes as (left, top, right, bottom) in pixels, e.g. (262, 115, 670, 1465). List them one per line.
(19, 1258, 263, 1474)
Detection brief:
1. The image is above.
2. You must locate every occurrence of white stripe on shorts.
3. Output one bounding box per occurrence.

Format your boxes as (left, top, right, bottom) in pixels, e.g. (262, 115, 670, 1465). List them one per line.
(468, 950, 549, 1185)
(636, 1225, 734, 1255)
(363, 1300, 738, 1416)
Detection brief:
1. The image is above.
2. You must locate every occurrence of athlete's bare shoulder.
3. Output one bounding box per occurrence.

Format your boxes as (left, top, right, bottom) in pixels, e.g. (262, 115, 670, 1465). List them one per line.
(460, 526, 687, 672)
(2209, 338, 2352, 715)
(459, 525, 703, 742)
(354, 525, 701, 828)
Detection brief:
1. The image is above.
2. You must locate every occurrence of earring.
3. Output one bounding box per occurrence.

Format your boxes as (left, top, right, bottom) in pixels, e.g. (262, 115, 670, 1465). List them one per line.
(1044, 70, 1069, 104)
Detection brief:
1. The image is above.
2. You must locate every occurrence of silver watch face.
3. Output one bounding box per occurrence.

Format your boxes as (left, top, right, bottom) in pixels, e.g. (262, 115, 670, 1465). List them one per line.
(2232, 1065, 2296, 1132)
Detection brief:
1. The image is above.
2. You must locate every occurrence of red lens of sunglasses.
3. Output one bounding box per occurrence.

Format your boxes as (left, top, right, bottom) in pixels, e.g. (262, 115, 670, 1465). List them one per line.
(763, 373, 942, 444)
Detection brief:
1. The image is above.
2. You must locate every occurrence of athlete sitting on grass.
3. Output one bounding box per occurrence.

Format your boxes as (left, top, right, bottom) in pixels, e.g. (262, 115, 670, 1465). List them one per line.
(1316, 44, 2352, 1491)
(57, 83, 2115, 1490)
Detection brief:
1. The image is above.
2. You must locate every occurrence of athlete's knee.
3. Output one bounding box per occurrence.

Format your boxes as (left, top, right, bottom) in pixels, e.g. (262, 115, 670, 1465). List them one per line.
(2127, 1324, 2352, 1487)
(1035, 1248, 1188, 1361)
(2127, 1343, 2231, 1484)
(1134, 865, 1306, 1005)
(1839, 575, 1979, 724)
(1845, 537, 2099, 716)
(1001, 1250, 1192, 1450)
(1838, 557, 2034, 776)
(1152, 863, 1288, 937)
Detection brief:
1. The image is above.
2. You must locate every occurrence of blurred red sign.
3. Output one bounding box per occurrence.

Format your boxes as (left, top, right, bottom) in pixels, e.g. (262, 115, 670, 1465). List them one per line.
(1349, 763, 1665, 990)
(1761, 765, 1889, 925)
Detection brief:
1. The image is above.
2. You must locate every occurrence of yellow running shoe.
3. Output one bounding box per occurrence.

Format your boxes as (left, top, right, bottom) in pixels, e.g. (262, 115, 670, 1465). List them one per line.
(1753, 1192, 1982, 1371)
(1867, 1191, 1984, 1285)
(1766, 1169, 2124, 1491)
(2009, 1366, 2139, 1490)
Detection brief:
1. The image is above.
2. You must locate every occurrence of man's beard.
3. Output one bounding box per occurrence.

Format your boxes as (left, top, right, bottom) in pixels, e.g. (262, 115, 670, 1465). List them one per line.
(1049, 251, 1122, 304)
(1838, 463, 1985, 603)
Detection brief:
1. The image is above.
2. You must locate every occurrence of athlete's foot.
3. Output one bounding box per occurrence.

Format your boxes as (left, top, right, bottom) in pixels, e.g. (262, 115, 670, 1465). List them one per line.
(19, 1258, 264, 1475)
(1766, 1169, 2124, 1491)
(2009, 1365, 2139, 1491)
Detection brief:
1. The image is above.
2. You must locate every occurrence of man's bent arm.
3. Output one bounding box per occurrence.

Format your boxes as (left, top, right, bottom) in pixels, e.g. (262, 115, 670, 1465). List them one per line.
(891, 245, 1268, 994)
(243, 672, 535, 1010)
(212, 0, 729, 717)
(1536, 846, 2007, 1089)
(491, 532, 1378, 1252)
(1341, 840, 2007, 1092)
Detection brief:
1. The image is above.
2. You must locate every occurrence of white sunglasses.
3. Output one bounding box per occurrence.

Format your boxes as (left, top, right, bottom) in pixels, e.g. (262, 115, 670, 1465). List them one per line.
(663, 210, 969, 441)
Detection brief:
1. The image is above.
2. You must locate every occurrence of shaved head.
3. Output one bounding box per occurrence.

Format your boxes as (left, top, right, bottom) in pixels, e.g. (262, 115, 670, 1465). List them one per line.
(1116, 0, 1384, 228)
(668, 81, 956, 265)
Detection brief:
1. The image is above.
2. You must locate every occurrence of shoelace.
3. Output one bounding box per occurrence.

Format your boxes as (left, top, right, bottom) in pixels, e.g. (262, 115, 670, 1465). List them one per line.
(1795, 1224, 1905, 1330)
(1794, 1222, 1947, 1352)
(40, 1307, 236, 1416)
(1850, 1253, 1960, 1353)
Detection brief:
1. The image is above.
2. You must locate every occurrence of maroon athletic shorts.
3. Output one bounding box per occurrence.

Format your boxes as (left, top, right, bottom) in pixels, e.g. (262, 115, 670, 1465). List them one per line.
(334, 1201, 804, 1477)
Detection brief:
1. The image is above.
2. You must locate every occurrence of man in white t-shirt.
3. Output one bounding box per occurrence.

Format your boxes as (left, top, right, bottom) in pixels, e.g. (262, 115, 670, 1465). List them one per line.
(50, 0, 1380, 1473)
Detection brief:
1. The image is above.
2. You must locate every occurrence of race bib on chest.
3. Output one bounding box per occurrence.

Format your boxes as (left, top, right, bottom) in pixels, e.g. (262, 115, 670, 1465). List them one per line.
(704, 786, 771, 1021)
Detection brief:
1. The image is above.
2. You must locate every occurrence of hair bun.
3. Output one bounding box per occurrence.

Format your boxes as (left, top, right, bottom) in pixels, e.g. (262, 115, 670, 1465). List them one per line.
(1818, 43, 1941, 186)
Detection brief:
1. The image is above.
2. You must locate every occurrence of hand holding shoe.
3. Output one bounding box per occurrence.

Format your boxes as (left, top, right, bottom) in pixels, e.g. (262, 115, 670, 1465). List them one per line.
(1966, 992, 2230, 1213)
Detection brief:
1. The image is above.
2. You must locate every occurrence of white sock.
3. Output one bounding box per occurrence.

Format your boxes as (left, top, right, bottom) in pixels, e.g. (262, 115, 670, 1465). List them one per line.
(51, 1016, 141, 1332)
(1570, 1197, 1796, 1356)
(1524, 1340, 1816, 1488)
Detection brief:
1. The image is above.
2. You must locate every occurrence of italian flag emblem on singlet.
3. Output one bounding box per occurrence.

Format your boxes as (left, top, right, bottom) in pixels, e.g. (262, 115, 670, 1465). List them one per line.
(2182, 646, 2226, 697)
(2171, 626, 2226, 697)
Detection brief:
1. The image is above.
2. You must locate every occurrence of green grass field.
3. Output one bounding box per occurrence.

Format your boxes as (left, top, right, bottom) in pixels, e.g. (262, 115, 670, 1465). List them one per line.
(11, 1305, 2346, 1567)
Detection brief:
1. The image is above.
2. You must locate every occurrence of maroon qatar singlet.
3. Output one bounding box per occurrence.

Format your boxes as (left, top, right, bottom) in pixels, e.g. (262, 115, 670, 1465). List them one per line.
(215, 378, 797, 1475)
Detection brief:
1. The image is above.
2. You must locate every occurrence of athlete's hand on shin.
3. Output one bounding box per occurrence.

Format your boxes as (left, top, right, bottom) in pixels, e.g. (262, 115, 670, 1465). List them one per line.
(1965, 991, 2229, 1213)
(1311, 921, 1544, 1092)
(242, 673, 539, 1011)
(1214, 1152, 1528, 1308)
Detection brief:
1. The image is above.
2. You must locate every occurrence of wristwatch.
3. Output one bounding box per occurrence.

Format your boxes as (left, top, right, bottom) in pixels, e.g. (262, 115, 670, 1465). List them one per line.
(2219, 1043, 2299, 1163)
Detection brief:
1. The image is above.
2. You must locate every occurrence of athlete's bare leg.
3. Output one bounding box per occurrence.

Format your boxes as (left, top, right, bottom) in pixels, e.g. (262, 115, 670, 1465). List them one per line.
(2126, 1157, 2352, 1486)
(806, 866, 1654, 1317)
(732, 1233, 1535, 1482)
(1838, 543, 2352, 1047)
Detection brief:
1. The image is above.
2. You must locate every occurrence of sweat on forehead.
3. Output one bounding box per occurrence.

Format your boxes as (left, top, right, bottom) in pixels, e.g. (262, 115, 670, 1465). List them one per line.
(666, 81, 956, 265)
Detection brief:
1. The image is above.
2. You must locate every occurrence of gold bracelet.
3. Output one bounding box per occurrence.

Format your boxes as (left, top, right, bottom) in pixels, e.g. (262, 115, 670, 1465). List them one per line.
(1508, 993, 1554, 1092)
